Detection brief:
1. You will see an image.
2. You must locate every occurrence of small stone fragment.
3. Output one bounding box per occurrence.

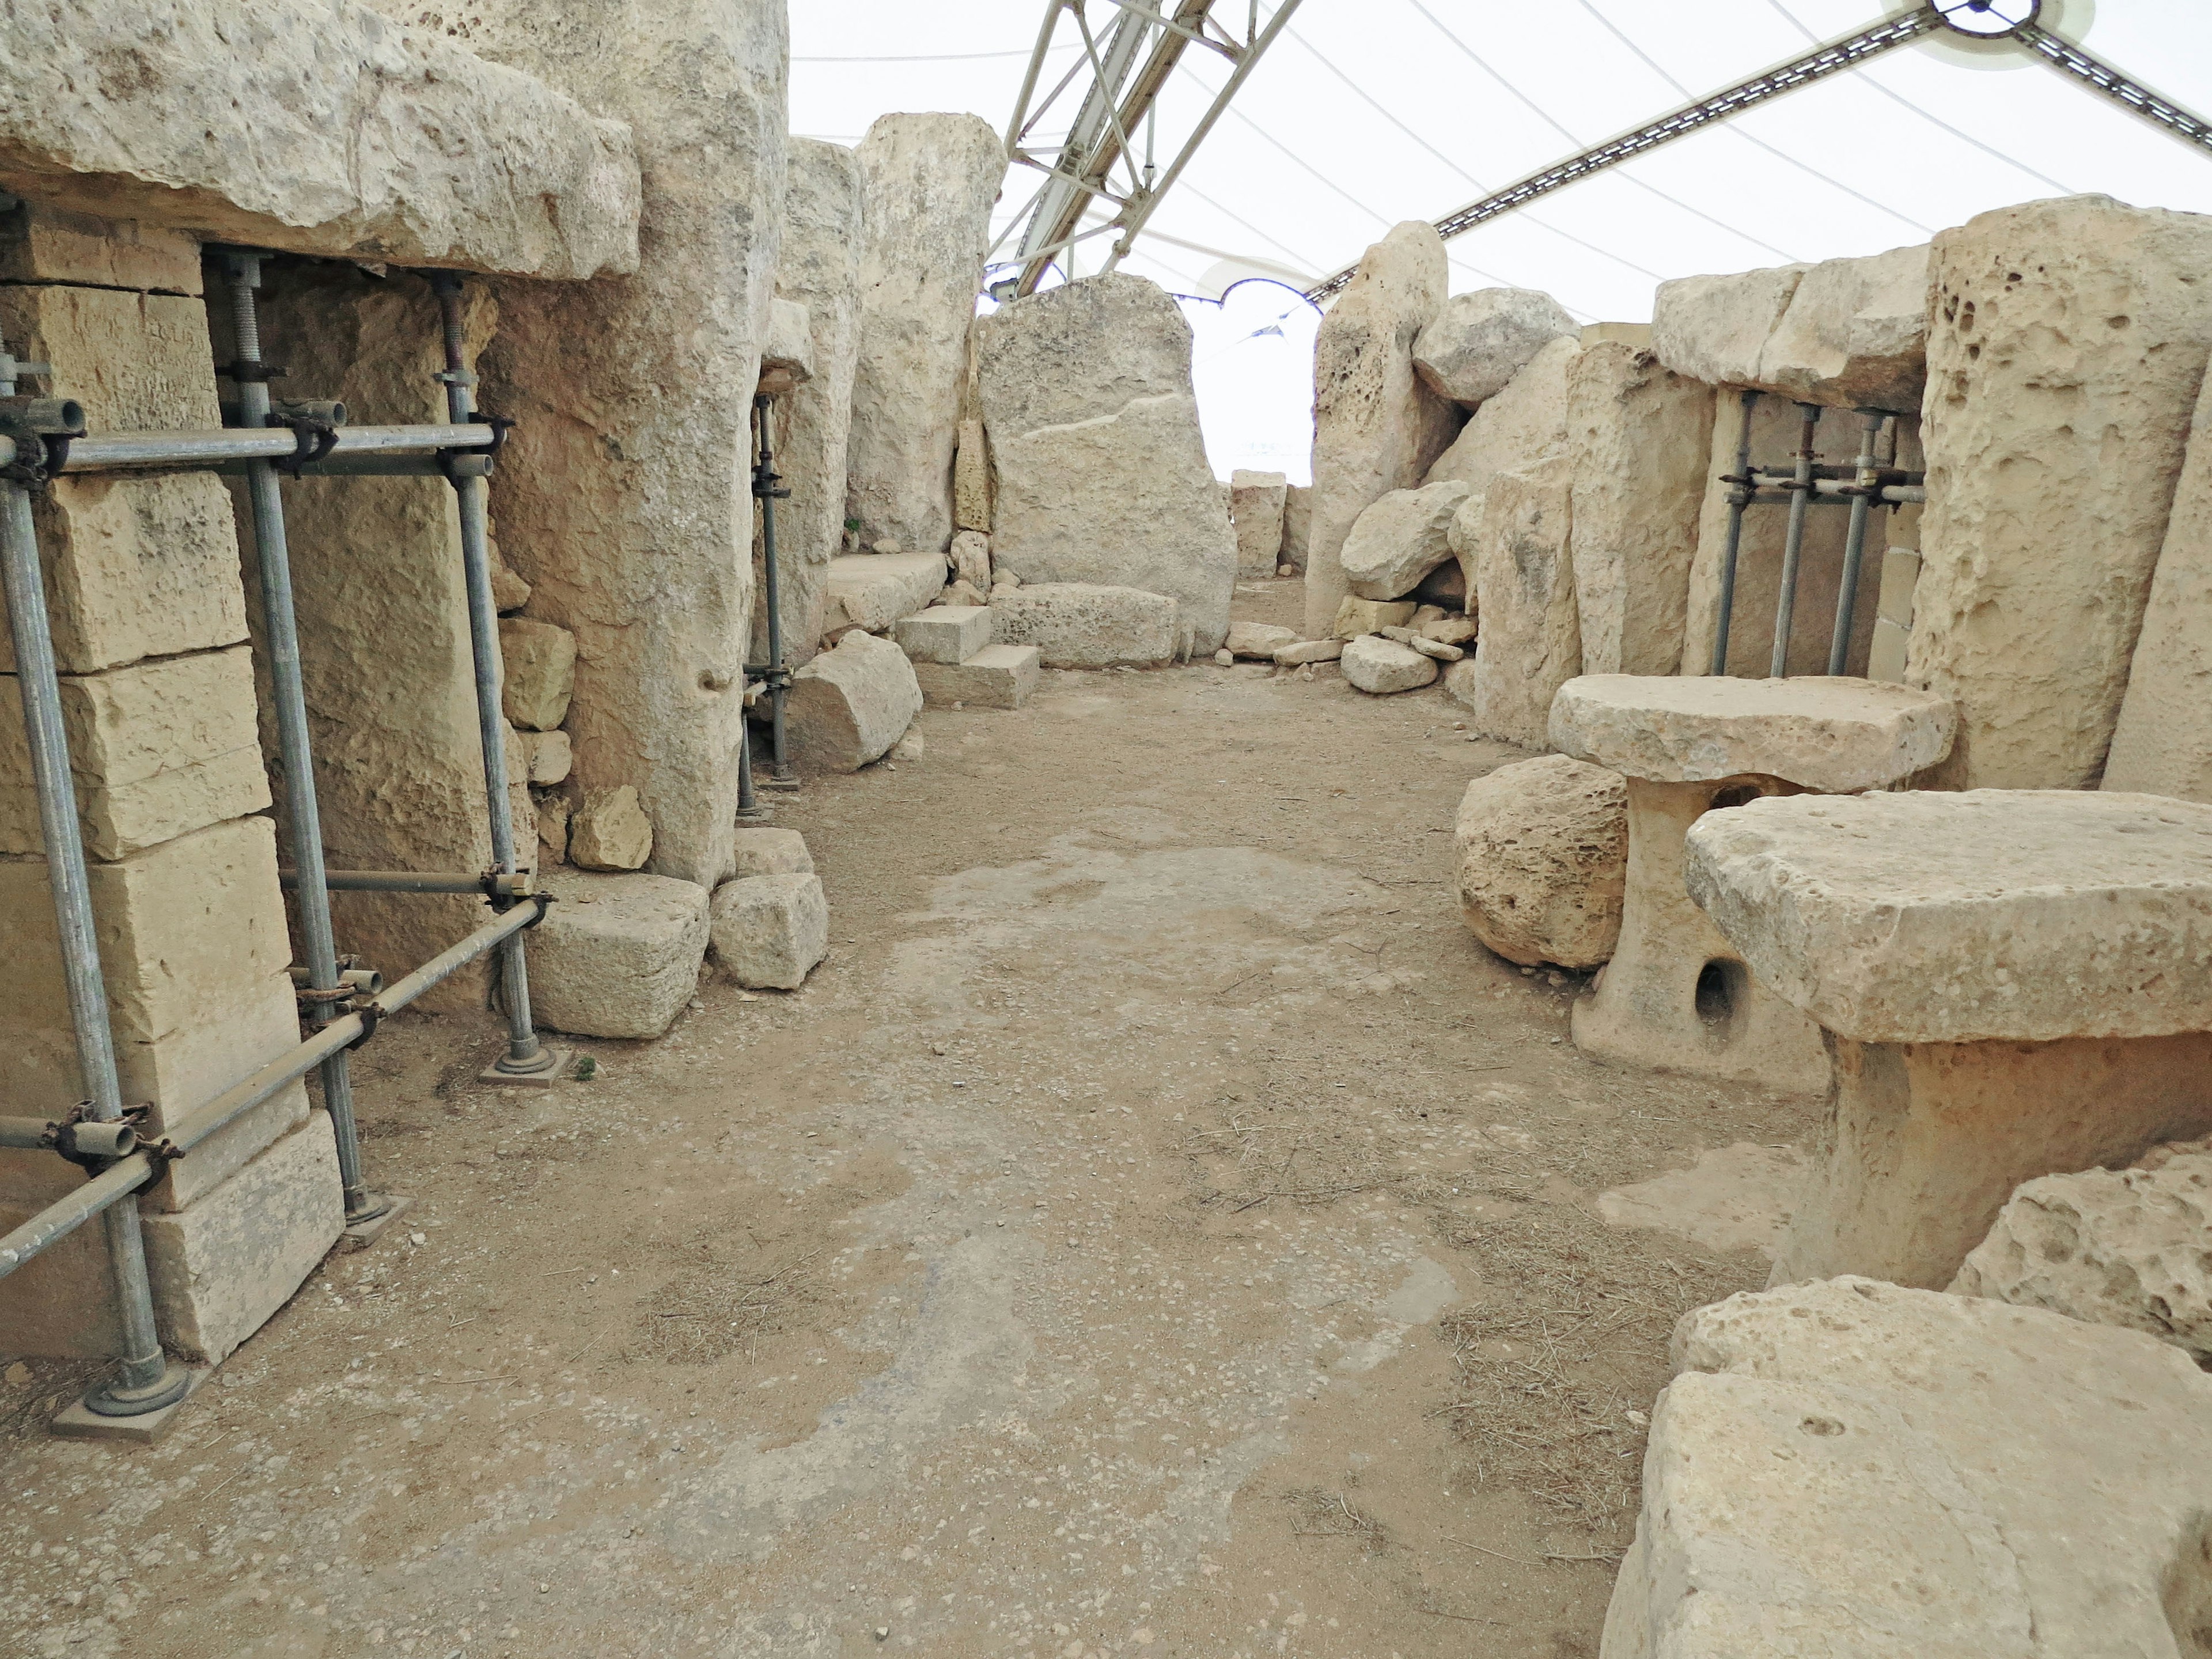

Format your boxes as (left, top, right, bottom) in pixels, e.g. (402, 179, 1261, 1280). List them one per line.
(569, 785, 653, 872)
(498, 618, 577, 732)
(730, 827, 813, 878)
(710, 872, 829, 990)
(1331, 597, 1418, 640)
(1271, 638, 1343, 666)
(1225, 622, 1299, 660)
(949, 528, 991, 590)
(1341, 635, 1438, 694)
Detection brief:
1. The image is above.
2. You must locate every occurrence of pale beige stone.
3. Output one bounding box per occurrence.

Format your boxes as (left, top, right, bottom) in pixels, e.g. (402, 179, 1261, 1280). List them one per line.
(1910, 196, 2212, 790)
(1411, 287, 1577, 407)
(1225, 622, 1298, 660)
(0, 198, 201, 293)
(1441, 656, 1477, 710)
(759, 297, 813, 388)
(895, 604, 993, 666)
(1422, 334, 1577, 495)
(529, 869, 709, 1040)
(1329, 597, 1416, 639)
(1565, 342, 1713, 676)
(1467, 454, 1580, 748)
(3, 0, 638, 277)
(1280, 484, 1310, 573)
(497, 617, 575, 732)
(1453, 755, 1626, 969)
(1340, 635, 1437, 694)
(955, 417, 994, 534)
(536, 793, 570, 864)
(1230, 469, 1288, 576)
(823, 552, 953, 636)
(0, 646, 267, 860)
(1757, 242, 1930, 413)
(950, 529, 991, 592)
(1339, 480, 1468, 601)
(785, 630, 924, 771)
(1608, 1277, 2212, 1658)
(710, 871, 828, 990)
(913, 642, 1041, 710)
(1305, 223, 1457, 638)
(569, 784, 653, 872)
(846, 113, 1003, 556)
(1377, 625, 1461, 662)
(1272, 638, 1342, 666)
(1649, 262, 1806, 389)
(730, 827, 813, 878)
(990, 583, 1177, 669)
(515, 728, 572, 786)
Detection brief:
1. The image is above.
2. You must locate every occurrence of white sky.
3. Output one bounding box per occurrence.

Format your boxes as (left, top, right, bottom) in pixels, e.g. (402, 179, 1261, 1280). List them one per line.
(793, 1, 2212, 482)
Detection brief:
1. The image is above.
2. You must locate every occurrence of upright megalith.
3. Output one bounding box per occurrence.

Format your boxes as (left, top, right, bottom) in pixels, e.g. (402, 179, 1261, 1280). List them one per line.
(756, 138, 866, 670)
(1465, 453, 1580, 748)
(978, 274, 1237, 652)
(1909, 196, 2212, 790)
(845, 112, 1004, 558)
(464, 0, 789, 889)
(1305, 222, 1456, 639)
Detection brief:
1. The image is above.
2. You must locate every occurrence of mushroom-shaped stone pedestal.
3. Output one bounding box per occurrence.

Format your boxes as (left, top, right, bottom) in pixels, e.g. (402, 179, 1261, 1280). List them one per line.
(1550, 675, 1954, 1093)
(1687, 789, 2212, 1288)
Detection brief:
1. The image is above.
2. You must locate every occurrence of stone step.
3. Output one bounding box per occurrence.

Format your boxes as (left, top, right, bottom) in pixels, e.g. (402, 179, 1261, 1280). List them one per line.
(915, 643, 1042, 710)
(823, 552, 948, 635)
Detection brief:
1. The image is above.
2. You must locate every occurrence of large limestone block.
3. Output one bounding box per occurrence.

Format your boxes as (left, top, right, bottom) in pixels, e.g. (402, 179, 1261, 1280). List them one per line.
(1230, 469, 1288, 576)
(979, 276, 1237, 653)
(5, 0, 637, 277)
(1340, 635, 1437, 694)
(1423, 334, 1578, 496)
(1280, 484, 1310, 572)
(1952, 1149, 2212, 1361)
(844, 113, 1003, 556)
(753, 138, 866, 671)
(143, 1111, 343, 1366)
(1467, 453, 1580, 747)
(823, 552, 953, 636)
(1649, 262, 1806, 389)
(1454, 755, 1626, 969)
(990, 583, 1177, 669)
(497, 617, 577, 732)
(913, 642, 1040, 709)
(0, 197, 202, 293)
(466, 0, 786, 891)
(1339, 480, 1468, 601)
(1607, 1277, 2212, 1658)
(895, 605, 993, 666)
(1411, 287, 1578, 407)
(1225, 622, 1298, 660)
(529, 869, 710, 1040)
(1566, 342, 1714, 677)
(710, 871, 828, 990)
(1304, 222, 1457, 637)
(785, 630, 923, 772)
(1909, 196, 2212, 790)
(0, 646, 267, 859)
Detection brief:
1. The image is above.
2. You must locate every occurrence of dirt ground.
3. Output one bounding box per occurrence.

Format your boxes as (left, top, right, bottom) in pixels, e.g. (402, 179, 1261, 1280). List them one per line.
(0, 578, 1820, 1659)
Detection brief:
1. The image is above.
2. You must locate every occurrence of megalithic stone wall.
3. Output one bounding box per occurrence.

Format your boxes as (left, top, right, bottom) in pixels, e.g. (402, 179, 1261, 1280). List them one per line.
(460, 0, 789, 889)
(845, 113, 1004, 559)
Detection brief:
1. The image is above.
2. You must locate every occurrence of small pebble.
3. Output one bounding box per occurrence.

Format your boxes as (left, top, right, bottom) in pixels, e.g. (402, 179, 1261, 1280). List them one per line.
(1213, 648, 1233, 666)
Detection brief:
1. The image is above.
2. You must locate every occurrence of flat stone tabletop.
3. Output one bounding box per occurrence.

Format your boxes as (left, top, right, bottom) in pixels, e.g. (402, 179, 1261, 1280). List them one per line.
(1684, 789, 2212, 1043)
(1549, 675, 1955, 791)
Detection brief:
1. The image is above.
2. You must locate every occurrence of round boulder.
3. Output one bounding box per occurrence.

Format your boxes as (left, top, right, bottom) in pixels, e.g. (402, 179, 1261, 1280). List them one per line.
(1454, 755, 1627, 968)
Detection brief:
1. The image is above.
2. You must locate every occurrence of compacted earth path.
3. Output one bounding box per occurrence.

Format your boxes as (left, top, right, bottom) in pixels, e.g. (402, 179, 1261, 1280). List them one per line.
(0, 581, 1817, 1659)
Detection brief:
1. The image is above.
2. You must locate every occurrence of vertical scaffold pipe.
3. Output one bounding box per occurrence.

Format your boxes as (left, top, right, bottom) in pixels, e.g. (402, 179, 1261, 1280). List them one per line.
(1709, 389, 1760, 677)
(218, 252, 391, 1226)
(752, 394, 796, 786)
(1826, 409, 1887, 677)
(1768, 402, 1823, 680)
(428, 273, 557, 1081)
(0, 353, 186, 1416)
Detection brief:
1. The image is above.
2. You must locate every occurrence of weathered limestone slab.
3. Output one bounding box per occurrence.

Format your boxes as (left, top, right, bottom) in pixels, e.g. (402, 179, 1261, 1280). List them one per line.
(1952, 1147, 2212, 1361)
(1411, 287, 1578, 407)
(895, 604, 993, 665)
(824, 553, 952, 637)
(1607, 1277, 2212, 1658)
(1422, 334, 1577, 496)
(529, 869, 710, 1040)
(1340, 635, 1436, 694)
(913, 642, 1041, 710)
(1454, 755, 1626, 969)
(730, 827, 813, 878)
(845, 113, 1003, 556)
(1331, 597, 1416, 639)
(1910, 196, 2212, 790)
(1566, 342, 1714, 676)
(3, 0, 639, 277)
(1649, 262, 1805, 390)
(0, 196, 202, 293)
(785, 630, 923, 772)
(1225, 622, 1298, 660)
(1305, 223, 1456, 638)
(1467, 453, 1580, 747)
(0, 646, 266, 860)
(710, 872, 828, 990)
(1556, 675, 1952, 1095)
(753, 138, 866, 671)
(1280, 484, 1310, 573)
(465, 0, 786, 891)
(1274, 638, 1342, 666)
(1339, 480, 1468, 601)
(142, 1112, 342, 1366)
(1686, 788, 2212, 1286)
(979, 276, 1237, 653)
(1230, 469, 1288, 576)
(497, 617, 575, 732)
(569, 784, 653, 872)
(955, 418, 994, 534)
(990, 583, 1177, 669)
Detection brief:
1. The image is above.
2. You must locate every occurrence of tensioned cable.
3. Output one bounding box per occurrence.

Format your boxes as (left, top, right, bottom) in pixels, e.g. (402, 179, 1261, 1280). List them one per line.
(1175, 181, 1340, 282)
(793, 47, 1073, 62)
(1759, 0, 2074, 192)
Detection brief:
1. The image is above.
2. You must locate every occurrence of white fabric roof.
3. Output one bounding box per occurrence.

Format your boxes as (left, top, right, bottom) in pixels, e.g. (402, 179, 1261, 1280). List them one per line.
(794, 1, 2212, 479)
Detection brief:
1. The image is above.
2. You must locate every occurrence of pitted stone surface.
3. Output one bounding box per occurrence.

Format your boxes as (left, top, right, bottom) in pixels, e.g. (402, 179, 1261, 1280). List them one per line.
(990, 584, 1177, 669)
(1229, 470, 1287, 575)
(1411, 287, 1578, 408)
(531, 869, 710, 1040)
(785, 630, 923, 773)
(1453, 755, 1626, 969)
(1683, 789, 2212, 1043)
(1551, 674, 1953, 791)
(1339, 480, 1469, 601)
(1423, 333, 1578, 497)
(710, 872, 829, 990)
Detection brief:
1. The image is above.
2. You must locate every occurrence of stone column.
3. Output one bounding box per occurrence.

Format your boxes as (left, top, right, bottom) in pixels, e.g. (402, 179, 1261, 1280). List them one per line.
(1304, 222, 1455, 639)
(0, 203, 338, 1362)
(844, 113, 1003, 559)
(467, 0, 790, 890)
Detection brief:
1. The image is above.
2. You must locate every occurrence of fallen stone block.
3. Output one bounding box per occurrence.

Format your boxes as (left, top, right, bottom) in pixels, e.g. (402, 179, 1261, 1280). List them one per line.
(710, 872, 829, 990)
(1378, 626, 1461, 662)
(1230, 469, 1289, 575)
(895, 604, 993, 665)
(498, 617, 576, 732)
(1226, 622, 1299, 660)
(786, 630, 925, 771)
(1441, 657, 1478, 710)
(730, 827, 814, 878)
(1423, 333, 1578, 496)
(1331, 596, 1416, 639)
(1607, 1276, 2212, 1657)
(914, 643, 1042, 710)
(950, 528, 992, 590)
(1455, 755, 1626, 969)
(569, 784, 653, 872)
(823, 552, 953, 636)
(529, 869, 710, 1040)
(1412, 287, 1578, 407)
(1419, 616, 1477, 647)
(1341, 635, 1437, 694)
(1340, 479, 1469, 600)
(990, 583, 1177, 669)
(1272, 638, 1343, 666)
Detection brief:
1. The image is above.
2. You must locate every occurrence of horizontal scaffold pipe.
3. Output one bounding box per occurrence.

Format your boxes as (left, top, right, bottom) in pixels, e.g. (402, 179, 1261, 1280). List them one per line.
(0, 423, 501, 475)
(280, 868, 533, 897)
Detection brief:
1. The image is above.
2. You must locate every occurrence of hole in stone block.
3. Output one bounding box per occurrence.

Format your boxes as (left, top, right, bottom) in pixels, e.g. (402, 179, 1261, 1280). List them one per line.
(1707, 783, 1763, 812)
(1695, 960, 1743, 1033)
(2164, 1512, 2212, 1657)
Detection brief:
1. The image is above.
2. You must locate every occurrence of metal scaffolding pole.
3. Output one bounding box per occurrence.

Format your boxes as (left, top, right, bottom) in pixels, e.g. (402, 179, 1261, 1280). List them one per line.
(1827, 410, 1888, 676)
(752, 393, 797, 788)
(1770, 403, 1824, 680)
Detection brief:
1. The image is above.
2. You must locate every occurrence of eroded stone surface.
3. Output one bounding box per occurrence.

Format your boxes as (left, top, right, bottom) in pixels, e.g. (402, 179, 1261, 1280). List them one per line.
(1423, 333, 1577, 497)
(786, 630, 923, 773)
(824, 553, 952, 636)
(1339, 480, 1468, 601)
(1650, 263, 1805, 391)
(895, 604, 993, 666)
(1340, 635, 1437, 695)
(990, 584, 1177, 669)
(1229, 470, 1287, 575)
(1467, 453, 1580, 747)
(1225, 622, 1298, 660)
(530, 869, 710, 1040)
(1453, 755, 1625, 969)
(498, 617, 577, 732)
(730, 827, 814, 878)
(1411, 287, 1578, 407)
(710, 871, 829, 990)
(913, 642, 1040, 710)
(570, 784, 654, 872)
